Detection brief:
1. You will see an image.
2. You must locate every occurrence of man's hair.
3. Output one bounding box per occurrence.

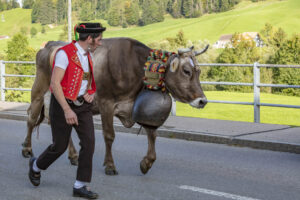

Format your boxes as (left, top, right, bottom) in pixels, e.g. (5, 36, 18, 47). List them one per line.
(78, 32, 102, 41)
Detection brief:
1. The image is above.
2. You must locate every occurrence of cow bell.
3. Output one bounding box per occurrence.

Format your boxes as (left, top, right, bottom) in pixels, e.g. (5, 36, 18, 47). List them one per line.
(132, 89, 172, 128)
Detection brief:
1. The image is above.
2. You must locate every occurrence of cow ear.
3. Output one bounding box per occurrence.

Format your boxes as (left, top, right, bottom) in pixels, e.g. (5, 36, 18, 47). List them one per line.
(170, 57, 179, 72)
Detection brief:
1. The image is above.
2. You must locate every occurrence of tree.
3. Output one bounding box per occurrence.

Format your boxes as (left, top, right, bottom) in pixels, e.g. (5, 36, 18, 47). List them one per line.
(6, 33, 29, 61)
(80, 1, 93, 21)
(182, 0, 193, 17)
(108, 7, 121, 26)
(210, 33, 261, 92)
(269, 34, 300, 96)
(124, 0, 139, 25)
(170, 0, 181, 18)
(57, 0, 67, 24)
(0, 1, 4, 11)
(20, 26, 28, 35)
(31, 0, 41, 23)
(175, 30, 187, 47)
(39, 0, 56, 25)
(11, 0, 20, 8)
(23, 0, 34, 9)
(260, 23, 275, 47)
(140, 0, 164, 25)
(41, 26, 46, 34)
(5, 33, 36, 101)
(30, 27, 37, 38)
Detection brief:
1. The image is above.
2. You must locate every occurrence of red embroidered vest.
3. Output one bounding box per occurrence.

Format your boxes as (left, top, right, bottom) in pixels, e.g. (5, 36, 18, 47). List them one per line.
(51, 41, 96, 101)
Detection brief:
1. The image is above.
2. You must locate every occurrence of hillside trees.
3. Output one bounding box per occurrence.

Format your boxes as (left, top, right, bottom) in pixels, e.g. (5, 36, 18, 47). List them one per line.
(31, 0, 40, 23)
(30, 27, 37, 37)
(107, 6, 121, 26)
(31, 0, 56, 24)
(40, 0, 56, 24)
(124, 0, 139, 25)
(80, 1, 93, 21)
(140, 0, 164, 25)
(28, 0, 242, 26)
(0, 0, 20, 11)
(56, 0, 67, 24)
(23, 0, 34, 9)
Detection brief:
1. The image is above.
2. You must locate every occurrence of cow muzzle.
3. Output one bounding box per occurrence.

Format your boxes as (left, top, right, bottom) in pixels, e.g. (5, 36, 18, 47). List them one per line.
(189, 97, 207, 109)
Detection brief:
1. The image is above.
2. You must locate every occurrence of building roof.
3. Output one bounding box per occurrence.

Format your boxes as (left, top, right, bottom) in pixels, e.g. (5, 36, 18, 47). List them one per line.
(218, 32, 260, 42)
(219, 34, 233, 41)
(240, 32, 260, 40)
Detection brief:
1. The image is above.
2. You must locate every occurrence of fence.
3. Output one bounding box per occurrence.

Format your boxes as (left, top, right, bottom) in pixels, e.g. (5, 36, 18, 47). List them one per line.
(1, 60, 300, 123)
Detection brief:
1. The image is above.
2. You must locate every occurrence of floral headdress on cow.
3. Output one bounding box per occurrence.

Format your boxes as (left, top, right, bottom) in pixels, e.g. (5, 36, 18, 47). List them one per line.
(74, 22, 106, 41)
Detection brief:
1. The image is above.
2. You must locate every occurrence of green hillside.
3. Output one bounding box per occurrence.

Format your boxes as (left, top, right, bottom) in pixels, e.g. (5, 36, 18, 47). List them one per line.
(0, 0, 300, 55)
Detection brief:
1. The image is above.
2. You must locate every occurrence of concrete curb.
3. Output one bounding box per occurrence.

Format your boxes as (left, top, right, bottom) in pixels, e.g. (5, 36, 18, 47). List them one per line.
(1, 112, 299, 154)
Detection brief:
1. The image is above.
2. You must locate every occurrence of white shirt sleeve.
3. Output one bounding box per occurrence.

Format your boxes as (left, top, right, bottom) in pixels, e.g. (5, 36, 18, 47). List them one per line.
(54, 50, 69, 70)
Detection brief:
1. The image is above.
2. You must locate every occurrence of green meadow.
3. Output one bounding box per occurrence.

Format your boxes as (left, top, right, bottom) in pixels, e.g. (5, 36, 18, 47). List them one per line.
(1, 0, 300, 54)
(176, 91, 300, 127)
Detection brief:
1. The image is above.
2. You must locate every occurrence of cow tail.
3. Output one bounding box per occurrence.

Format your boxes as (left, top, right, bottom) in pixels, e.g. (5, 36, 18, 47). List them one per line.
(34, 105, 45, 139)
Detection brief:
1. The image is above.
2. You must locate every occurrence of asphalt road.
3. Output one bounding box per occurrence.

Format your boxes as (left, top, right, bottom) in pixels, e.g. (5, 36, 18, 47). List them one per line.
(0, 119, 299, 200)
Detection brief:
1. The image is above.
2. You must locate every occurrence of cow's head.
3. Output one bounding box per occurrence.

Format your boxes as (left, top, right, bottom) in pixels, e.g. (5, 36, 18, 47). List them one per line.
(165, 45, 209, 109)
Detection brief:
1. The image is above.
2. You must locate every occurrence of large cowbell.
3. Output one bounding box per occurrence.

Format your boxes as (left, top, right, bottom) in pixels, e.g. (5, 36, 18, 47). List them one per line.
(132, 89, 172, 128)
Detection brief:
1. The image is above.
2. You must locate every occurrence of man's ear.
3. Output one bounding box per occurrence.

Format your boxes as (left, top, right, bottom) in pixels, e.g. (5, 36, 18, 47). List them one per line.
(170, 57, 179, 72)
(85, 35, 92, 43)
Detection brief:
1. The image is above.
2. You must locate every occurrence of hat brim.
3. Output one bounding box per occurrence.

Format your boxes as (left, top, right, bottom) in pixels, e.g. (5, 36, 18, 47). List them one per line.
(76, 27, 106, 33)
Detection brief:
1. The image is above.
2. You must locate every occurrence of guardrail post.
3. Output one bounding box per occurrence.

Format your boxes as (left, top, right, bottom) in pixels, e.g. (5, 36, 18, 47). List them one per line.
(171, 97, 176, 116)
(0, 60, 5, 101)
(253, 62, 260, 123)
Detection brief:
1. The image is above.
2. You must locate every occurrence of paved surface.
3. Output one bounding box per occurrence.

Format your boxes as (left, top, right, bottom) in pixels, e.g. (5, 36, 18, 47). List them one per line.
(0, 101, 299, 154)
(0, 119, 300, 200)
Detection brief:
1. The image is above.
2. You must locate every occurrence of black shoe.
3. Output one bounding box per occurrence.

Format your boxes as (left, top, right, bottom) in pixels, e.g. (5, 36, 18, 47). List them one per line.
(28, 157, 41, 186)
(73, 186, 99, 199)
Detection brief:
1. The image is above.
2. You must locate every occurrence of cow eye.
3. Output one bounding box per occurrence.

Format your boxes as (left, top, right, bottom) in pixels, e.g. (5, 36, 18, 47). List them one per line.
(183, 68, 191, 77)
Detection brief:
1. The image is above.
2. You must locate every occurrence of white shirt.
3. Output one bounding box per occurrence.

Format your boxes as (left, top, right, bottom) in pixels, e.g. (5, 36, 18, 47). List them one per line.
(54, 42, 90, 96)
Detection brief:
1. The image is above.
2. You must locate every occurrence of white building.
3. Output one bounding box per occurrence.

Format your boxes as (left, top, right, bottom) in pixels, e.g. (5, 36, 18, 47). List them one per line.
(213, 32, 263, 48)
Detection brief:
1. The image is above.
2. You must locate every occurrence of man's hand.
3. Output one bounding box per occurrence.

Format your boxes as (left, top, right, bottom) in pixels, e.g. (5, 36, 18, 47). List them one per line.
(64, 108, 78, 126)
(83, 93, 95, 103)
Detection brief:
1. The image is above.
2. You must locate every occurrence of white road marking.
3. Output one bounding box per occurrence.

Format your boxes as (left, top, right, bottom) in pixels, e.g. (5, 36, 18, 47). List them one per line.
(179, 185, 261, 200)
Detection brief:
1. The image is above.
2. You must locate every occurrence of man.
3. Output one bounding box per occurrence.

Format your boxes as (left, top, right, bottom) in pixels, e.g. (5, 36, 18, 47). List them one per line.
(28, 23, 106, 199)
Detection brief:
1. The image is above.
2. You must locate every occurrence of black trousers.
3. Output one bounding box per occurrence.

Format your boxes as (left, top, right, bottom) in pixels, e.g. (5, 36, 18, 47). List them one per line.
(36, 94, 95, 182)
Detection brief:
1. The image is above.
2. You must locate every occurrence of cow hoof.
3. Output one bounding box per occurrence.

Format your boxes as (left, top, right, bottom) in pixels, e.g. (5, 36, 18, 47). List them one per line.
(105, 166, 118, 175)
(22, 147, 33, 158)
(69, 157, 78, 166)
(140, 159, 152, 174)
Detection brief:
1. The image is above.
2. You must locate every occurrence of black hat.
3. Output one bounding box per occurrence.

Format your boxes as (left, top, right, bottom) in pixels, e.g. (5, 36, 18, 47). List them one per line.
(75, 23, 106, 34)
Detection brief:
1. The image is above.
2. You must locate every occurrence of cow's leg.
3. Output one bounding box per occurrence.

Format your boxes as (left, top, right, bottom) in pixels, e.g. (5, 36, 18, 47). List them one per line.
(140, 127, 157, 174)
(22, 69, 49, 158)
(101, 104, 118, 175)
(68, 137, 79, 166)
(22, 97, 45, 157)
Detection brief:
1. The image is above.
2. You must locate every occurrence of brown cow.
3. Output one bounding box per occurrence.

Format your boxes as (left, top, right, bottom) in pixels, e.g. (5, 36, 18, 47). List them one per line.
(22, 37, 208, 175)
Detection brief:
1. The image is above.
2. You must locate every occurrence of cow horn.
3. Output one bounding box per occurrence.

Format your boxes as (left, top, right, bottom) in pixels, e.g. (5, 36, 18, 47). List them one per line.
(194, 44, 209, 56)
(178, 48, 192, 55)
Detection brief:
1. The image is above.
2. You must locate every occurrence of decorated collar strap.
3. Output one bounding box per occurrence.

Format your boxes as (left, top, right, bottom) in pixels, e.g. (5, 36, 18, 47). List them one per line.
(147, 49, 175, 63)
(143, 49, 175, 92)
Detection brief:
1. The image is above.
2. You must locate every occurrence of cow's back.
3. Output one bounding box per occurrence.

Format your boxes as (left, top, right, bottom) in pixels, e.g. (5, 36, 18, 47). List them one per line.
(36, 41, 67, 78)
(93, 38, 151, 101)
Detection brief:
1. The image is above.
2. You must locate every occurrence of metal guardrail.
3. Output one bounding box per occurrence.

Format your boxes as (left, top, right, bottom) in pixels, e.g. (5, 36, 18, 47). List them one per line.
(1, 60, 300, 123)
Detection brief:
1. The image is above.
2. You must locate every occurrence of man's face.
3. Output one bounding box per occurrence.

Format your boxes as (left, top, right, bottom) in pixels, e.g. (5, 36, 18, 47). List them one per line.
(87, 34, 102, 53)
